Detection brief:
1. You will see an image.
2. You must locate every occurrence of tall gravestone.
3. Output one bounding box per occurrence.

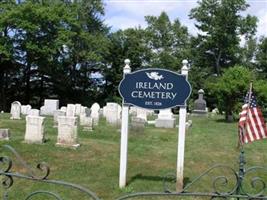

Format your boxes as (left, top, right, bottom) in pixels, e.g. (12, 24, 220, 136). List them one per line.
(75, 104, 82, 116)
(10, 101, 21, 120)
(105, 103, 121, 126)
(192, 89, 208, 116)
(24, 116, 45, 143)
(66, 104, 76, 117)
(91, 103, 100, 126)
(57, 116, 79, 148)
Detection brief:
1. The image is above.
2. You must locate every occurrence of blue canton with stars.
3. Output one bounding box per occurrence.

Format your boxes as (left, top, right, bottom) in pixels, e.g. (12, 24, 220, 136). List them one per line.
(244, 92, 257, 108)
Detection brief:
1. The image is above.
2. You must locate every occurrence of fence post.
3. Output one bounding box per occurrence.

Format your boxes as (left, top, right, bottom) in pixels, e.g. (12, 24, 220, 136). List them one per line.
(176, 60, 189, 191)
(119, 59, 131, 188)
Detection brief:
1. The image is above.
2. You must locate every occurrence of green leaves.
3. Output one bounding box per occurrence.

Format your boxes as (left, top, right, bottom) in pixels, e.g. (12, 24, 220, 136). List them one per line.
(190, 0, 257, 75)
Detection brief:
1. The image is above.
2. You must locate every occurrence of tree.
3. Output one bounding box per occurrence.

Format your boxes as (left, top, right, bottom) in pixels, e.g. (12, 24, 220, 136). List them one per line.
(255, 37, 267, 78)
(145, 12, 191, 71)
(0, 0, 109, 109)
(104, 28, 150, 103)
(206, 66, 267, 121)
(190, 0, 257, 75)
(105, 12, 191, 102)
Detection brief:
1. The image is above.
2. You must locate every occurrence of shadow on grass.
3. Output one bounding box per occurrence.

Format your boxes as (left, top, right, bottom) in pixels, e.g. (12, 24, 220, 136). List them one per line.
(127, 173, 192, 190)
(215, 118, 237, 123)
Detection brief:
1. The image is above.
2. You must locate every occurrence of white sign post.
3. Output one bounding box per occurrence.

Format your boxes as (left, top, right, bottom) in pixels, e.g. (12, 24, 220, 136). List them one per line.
(118, 59, 190, 189)
(119, 59, 131, 188)
(176, 60, 189, 191)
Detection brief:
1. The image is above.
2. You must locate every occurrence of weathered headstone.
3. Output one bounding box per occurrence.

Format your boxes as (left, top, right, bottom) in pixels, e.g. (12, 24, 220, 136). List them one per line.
(28, 109, 40, 116)
(21, 105, 32, 115)
(99, 108, 103, 118)
(192, 89, 208, 116)
(24, 116, 45, 143)
(136, 107, 149, 122)
(80, 115, 93, 131)
(40, 99, 59, 115)
(75, 104, 82, 116)
(10, 101, 21, 120)
(66, 104, 76, 117)
(57, 116, 79, 148)
(155, 109, 175, 128)
(91, 103, 100, 126)
(105, 103, 121, 126)
(130, 117, 146, 133)
(53, 110, 66, 127)
(0, 129, 10, 140)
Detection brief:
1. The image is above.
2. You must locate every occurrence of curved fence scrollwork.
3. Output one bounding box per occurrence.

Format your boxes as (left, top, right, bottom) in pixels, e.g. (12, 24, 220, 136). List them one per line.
(0, 145, 101, 200)
(1, 145, 267, 199)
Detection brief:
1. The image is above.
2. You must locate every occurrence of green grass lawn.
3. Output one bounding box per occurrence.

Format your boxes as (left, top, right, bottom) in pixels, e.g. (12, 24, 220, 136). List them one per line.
(0, 113, 267, 199)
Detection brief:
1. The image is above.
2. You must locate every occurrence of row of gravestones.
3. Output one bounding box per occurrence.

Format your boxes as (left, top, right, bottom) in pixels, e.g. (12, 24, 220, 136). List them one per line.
(6, 101, 131, 147)
(3, 99, 199, 143)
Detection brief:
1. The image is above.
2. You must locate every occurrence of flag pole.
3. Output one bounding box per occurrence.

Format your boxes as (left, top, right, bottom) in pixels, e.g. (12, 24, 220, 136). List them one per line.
(236, 82, 253, 196)
(238, 82, 253, 148)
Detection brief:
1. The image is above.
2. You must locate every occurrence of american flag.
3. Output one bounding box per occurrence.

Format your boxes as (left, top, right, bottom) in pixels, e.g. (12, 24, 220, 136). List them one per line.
(239, 91, 267, 144)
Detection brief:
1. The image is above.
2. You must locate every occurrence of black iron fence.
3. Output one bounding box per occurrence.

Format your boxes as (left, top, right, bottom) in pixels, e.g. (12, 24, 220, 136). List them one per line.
(1, 145, 267, 199)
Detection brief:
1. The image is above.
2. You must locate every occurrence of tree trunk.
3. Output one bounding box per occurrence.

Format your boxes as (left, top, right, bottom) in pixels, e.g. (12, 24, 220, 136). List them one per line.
(0, 70, 7, 111)
(25, 62, 31, 104)
(215, 50, 222, 75)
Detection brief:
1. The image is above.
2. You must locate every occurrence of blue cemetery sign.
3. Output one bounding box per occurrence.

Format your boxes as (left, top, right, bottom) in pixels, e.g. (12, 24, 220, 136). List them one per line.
(119, 68, 191, 109)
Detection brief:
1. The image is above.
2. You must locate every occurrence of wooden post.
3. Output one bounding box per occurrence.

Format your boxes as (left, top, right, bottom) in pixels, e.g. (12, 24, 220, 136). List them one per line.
(176, 60, 189, 191)
(119, 59, 131, 188)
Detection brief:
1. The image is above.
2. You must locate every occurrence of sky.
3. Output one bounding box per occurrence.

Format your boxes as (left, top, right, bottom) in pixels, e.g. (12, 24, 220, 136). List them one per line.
(103, 0, 267, 38)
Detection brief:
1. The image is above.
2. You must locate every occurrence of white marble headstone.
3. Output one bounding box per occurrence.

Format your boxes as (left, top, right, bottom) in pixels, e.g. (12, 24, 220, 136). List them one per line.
(155, 109, 175, 128)
(24, 116, 45, 143)
(75, 104, 82, 116)
(10, 101, 21, 120)
(28, 109, 40, 116)
(60, 106, 67, 112)
(66, 104, 76, 117)
(105, 103, 121, 126)
(57, 116, 79, 148)
(53, 110, 66, 127)
(21, 105, 32, 115)
(40, 99, 59, 115)
(91, 103, 100, 126)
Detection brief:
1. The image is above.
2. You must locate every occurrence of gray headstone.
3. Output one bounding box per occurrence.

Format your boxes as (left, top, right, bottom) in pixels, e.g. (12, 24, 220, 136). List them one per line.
(192, 89, 208, 116)
(130, 117, 146, 133)
(194, 89, 206, 111)
(0, 129, 10, 140)
(85, 108, 91, 117)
